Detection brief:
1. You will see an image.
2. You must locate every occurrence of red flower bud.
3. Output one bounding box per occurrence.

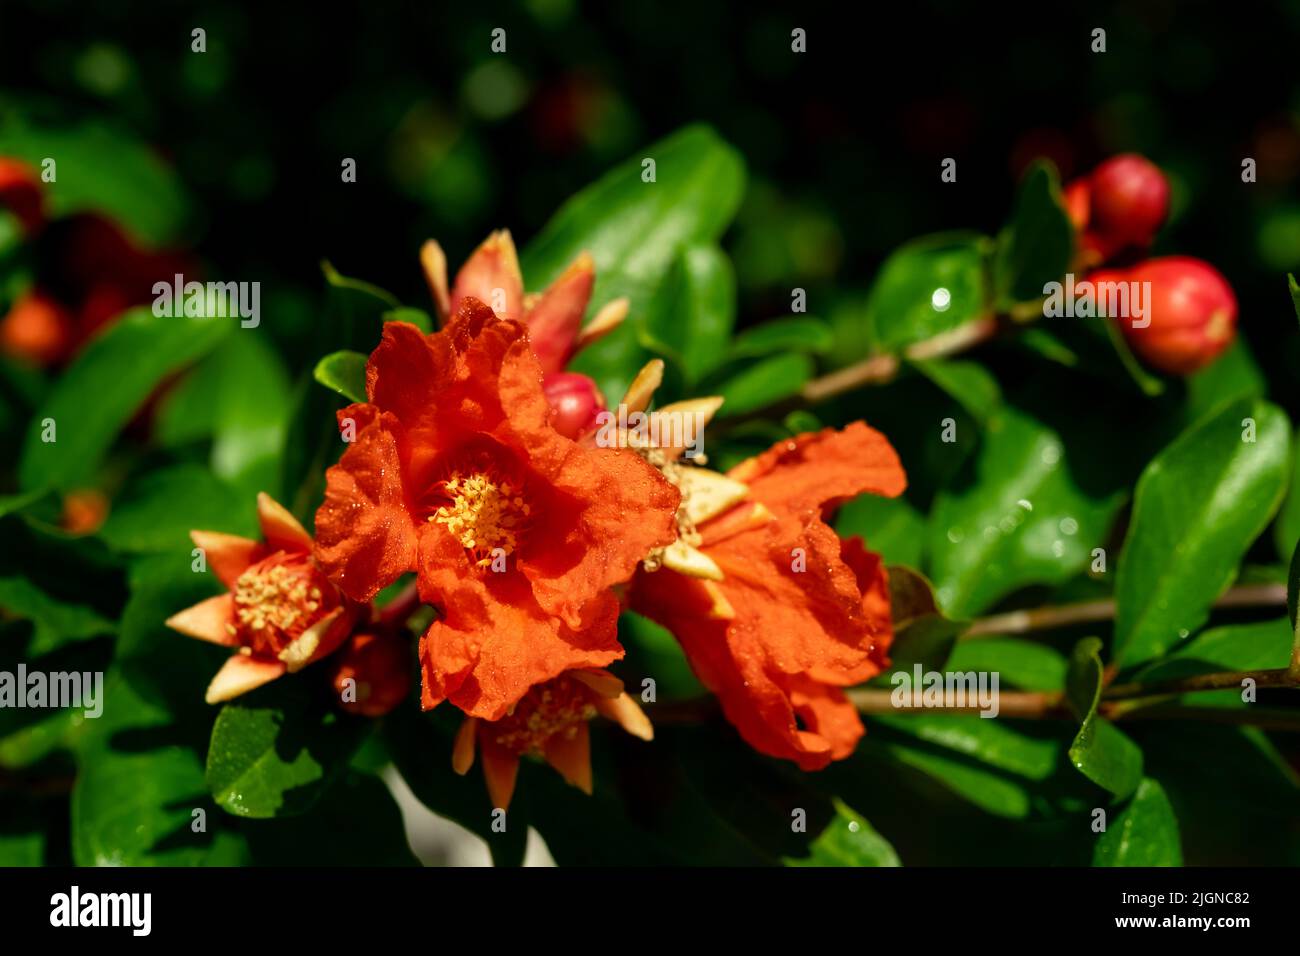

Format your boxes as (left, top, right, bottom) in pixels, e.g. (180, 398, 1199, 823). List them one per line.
(543, 371, 606, 440)
(1107, 256, 1237, 375)
(330, 631, 412, 717)
(0, 158, 44, 233)
(1088, 154, 1169, 249)
(0, 291, 74, 365)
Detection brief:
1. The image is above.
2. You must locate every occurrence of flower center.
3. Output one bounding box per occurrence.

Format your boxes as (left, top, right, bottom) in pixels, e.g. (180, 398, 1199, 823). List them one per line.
(431, 471, 531, 568)
(230, 555, 329, 655)
(491, 677, 596, 755)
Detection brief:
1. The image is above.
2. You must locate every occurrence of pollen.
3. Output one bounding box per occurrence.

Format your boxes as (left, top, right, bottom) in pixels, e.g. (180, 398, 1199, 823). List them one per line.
(491, 678, 597, 755)
(431, 472, 531, 568)
(230, 557, 328, 654)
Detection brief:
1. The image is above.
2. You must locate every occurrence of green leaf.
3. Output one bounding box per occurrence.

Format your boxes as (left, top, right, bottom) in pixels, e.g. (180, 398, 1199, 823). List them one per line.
(927, 405, 1125, 618)
(1289, 273, 1300, 327)
(1114, 398, 1292, 668)
(206, 682, 369, 819)
(835, 494, 926, 569)
(1065, 637, 1143, 800)
(313, 350, 368, 404)
(0, 119, 188, 247)
(1185, 339, 1264, 427)
(783, 799, 900, 867)
(993, 160, 1073, 307)
(947, 638, 1068, 692)
(153, 334, 292, 499)
(73, 675, 248, 866)
(713, 352, 812, 418)
(0, 575, 114, 656)
(19, 307, 232, 491)
(728, 316, 834, 360)
(866, 232, 989, 351)
(1093, 777, 1182, 866)
(868, 713, 1065, 819)
(97, 464, 255, 554)
(639, 244, 735, 385)
(523, 124, 746, 400)
(1134, 618, 1292, 685)
(910, 357, 1003, 426)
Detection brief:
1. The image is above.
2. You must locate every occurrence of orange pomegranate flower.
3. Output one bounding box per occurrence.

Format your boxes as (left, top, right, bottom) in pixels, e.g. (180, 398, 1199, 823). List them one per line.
(630, 422, 906, 770)
(313, 299, 680, 721)
(419, 230, 627, 373)
(167, 493, 359, 703)
(451, 668, 652, 809)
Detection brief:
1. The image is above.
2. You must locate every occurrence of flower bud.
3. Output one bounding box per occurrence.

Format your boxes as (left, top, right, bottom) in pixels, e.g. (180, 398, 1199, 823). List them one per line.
(1109, 256, 1237, 375)
(1088, 154, 1170, 249)
(544, 371, 606, 440)
(330, 631, 411, 717)
(0, 291, 73, 365)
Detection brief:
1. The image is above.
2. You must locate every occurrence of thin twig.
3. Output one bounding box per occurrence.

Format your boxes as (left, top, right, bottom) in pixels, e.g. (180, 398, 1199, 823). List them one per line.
(963, 582, 1288, 639)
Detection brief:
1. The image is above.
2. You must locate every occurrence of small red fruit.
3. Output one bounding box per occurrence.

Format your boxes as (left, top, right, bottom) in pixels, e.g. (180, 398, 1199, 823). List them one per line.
(543, 371, 606, 440)
(330, 631, 411, 717)
(1088, 154, 1170, 249)
(1108, 256, 1237, 375)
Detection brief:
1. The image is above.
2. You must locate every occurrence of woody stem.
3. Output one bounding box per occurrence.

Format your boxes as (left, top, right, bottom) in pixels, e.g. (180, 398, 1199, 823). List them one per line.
(961, 582, 1287, 639)
(713, 314, 1002, 432)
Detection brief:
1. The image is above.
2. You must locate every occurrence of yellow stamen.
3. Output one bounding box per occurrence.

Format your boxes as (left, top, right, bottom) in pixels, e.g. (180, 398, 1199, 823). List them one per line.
(232, 564, 320, 634)
(431, 472, 531, 567)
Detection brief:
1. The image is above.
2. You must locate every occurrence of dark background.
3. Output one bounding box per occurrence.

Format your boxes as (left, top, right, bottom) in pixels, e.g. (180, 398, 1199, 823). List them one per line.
(3, 1, 1298, 379)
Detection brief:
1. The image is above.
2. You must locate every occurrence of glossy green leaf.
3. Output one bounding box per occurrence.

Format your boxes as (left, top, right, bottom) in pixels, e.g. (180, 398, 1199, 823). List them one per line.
(1134, 618, 1291, 685)
(313, 350, 368, 404)
(639, 244, 735, 385)
(1093, 777, 1182, 866)
(866, 232, 989, 351)
(728, 315, 834, 359)
(946, 638, 1068, 692)
(1065, 637, 1143, 800)
(523, 125, 746, 400)
(1114, 398, 1292, 668)
(993, 161, 1073, 307)
(206, 683, 369, 819)
(783, 799, 900, 867)
(927, 405, 1125, 618)
(19, 307, 232, 491)
(713, 352, 813, 418)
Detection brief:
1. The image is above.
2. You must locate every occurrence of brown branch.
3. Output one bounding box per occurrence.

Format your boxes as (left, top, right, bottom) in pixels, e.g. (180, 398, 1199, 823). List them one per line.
(963, 582, 1288, 639)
